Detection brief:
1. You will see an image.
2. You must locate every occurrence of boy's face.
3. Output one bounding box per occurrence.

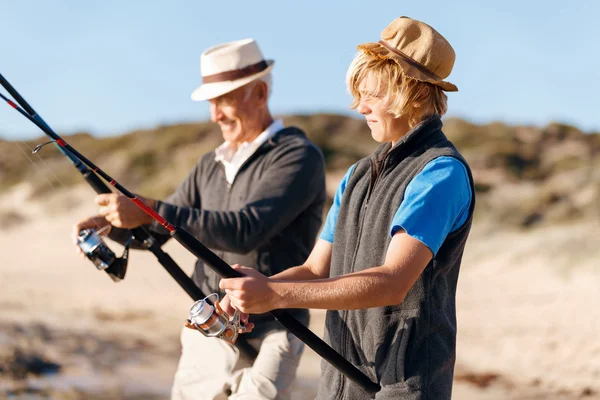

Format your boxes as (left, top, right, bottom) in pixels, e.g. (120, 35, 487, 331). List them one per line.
(356, 75, 407, 144)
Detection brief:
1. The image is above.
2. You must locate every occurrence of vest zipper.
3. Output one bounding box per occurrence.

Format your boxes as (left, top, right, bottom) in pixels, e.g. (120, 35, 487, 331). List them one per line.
(367, 156, 386, 202)
(334, 157, 386, 398)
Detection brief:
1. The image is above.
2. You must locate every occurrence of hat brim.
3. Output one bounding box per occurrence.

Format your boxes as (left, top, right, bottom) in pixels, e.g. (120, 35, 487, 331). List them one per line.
(191, 60, 275, 101)
(357, 42, 458, 92)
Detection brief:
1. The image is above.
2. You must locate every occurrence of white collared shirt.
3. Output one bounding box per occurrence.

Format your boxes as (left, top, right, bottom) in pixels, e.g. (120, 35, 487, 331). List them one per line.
(214, 119, 284, 184)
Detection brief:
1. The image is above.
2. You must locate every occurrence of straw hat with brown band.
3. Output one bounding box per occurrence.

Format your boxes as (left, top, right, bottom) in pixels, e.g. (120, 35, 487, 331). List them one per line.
(191, 38, 274, 101)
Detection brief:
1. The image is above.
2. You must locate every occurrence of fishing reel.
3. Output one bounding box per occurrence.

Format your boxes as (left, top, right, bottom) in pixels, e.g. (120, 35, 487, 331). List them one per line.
(76, 227, 131, 282)
(187, 293, 248, 345)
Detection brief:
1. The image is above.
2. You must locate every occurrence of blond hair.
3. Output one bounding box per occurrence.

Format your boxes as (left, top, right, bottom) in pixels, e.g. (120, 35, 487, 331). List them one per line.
(346, 50, 448, 128)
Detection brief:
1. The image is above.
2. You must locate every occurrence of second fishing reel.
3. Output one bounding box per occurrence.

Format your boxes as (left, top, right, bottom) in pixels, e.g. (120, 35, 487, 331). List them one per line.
(76, 227, 132, 282)
(187, 293, 248, 345)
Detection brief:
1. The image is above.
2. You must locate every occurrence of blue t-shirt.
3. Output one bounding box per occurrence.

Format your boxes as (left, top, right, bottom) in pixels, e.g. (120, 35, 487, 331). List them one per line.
(319, 156, 472, 256)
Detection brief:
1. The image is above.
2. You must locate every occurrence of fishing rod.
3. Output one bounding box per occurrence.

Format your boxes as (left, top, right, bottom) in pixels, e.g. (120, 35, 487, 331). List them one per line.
(0, 72, 257, 360)
(0, 73, 381, 394)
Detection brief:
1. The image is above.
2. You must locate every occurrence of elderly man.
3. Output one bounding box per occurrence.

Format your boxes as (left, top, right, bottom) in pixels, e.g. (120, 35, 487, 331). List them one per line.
(73, 38, 326, 400)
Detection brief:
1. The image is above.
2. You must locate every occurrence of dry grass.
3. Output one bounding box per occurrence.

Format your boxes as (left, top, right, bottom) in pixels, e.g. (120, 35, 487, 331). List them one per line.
(2, 114, 599, 229)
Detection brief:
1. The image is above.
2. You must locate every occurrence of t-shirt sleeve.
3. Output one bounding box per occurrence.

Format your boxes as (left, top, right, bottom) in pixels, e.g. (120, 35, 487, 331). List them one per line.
(319, 163, 357, 243)
(390, 156, 472, 256)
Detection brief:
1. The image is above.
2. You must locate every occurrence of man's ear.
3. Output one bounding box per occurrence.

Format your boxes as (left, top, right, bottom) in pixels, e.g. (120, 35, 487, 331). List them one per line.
(254, 80, 268, 104)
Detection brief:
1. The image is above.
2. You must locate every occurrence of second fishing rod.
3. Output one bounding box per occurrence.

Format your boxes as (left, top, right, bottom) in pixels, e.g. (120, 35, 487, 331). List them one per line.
(0, 74, 381, 394)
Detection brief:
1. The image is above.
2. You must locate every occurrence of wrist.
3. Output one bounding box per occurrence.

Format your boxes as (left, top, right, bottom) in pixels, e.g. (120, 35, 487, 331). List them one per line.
(269, 281, 289, 309)
(142, 197, 157, 210)
(145, 213, 154, 225)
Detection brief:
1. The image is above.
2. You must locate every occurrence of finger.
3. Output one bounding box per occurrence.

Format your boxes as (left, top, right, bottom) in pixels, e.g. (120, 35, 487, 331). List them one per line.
(72, 217, 98, 238)
(75, 245, 84, 257)
(227, 294, 238, 309)
(242, 322, 254, 333)
(228, 295, 245, 313)
(224, 289, 245, 301)
(103, 213, 113, 223)
(183, 319, 197, 330)
(71, 227, 80, 245)
(231, 264, 259, 277)
(224, 289, 237, 303)
(103, 212, 121, 227)
(110, 217, 123, 228)
(241, 322, 254, 333)
(97, 224, 112, 236)
(98, 206, 111, 217)
(234, 265, 262, 278)
(217, 297, 235, 317)
(95, 194, 113, 206)
(232, 264, 253, 273)
(105, 214, 122, 229)
(72, 220, 94, 244)
(236, 266, 252, 275)
(219, 278, 242, 291)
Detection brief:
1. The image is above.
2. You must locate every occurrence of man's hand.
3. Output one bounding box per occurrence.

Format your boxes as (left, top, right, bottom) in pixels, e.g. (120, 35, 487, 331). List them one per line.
(96, 193, 155, 229)
(219, 264, 284, 314)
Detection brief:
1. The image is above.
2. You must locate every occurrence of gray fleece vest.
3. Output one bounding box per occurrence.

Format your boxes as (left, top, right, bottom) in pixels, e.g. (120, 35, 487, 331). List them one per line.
(317, 116, 475, 400)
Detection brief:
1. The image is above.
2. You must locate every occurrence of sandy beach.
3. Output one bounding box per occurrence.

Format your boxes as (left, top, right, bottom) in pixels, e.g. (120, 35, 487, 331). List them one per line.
(1, 183, 599, 399)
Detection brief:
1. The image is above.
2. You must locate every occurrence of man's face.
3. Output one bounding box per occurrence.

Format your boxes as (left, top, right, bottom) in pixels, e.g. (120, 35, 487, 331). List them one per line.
(208, 82, 264, 144)
(356, 75, 406, 144)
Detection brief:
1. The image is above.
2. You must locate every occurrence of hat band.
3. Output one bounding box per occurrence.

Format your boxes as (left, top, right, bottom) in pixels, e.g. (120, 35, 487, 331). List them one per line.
(202, 60, 268, 84)
(378, 40, 442, 81)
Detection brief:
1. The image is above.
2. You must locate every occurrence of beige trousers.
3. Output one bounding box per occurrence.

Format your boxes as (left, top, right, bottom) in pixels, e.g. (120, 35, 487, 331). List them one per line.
(171, 327, 304, 400)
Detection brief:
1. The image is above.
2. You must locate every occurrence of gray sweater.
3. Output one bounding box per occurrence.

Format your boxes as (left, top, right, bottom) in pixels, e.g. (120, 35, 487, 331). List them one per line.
(112, 127, 326, 337)
(317, 117, 475, 399)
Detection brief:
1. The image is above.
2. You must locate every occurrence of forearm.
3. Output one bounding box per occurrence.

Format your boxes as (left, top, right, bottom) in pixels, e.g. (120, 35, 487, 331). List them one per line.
(151, 145, 325, 253)
(222, 233, 431, 314)
(271, 264, 323, 281)
(271, 239, 332, 281)
(151, 203, 261, 253)
(152, 201, 319, 254)
(272, 265, 404, 310)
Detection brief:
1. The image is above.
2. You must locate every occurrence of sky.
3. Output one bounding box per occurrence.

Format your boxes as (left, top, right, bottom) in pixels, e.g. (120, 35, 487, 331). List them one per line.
(0, 0, 598, 139)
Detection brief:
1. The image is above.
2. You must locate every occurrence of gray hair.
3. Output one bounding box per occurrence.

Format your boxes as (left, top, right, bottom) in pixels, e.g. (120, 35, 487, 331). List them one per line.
(243, 72, 272, 101)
